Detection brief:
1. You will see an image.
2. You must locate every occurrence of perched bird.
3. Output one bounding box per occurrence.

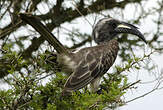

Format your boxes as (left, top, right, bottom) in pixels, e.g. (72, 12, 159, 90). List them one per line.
(20, 14, 147, 95)
(61, 18, 147, 94)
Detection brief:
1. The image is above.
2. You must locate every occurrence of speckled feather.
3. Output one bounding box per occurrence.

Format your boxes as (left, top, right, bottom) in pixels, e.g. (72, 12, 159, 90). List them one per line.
(63, 40, 119, 92)
(19, 14, 146, 95)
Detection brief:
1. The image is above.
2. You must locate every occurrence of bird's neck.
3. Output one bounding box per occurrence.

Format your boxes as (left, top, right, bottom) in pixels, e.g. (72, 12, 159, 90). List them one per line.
(98, 39, 118, 45)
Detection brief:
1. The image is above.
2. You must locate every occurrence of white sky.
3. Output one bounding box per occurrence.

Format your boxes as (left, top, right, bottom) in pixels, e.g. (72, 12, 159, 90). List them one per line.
(55, 0, 163, 109)
(0, 0, 163, 109)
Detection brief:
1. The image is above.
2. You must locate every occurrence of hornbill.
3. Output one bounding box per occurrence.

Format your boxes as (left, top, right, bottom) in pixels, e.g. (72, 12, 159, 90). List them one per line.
(19, 14, 147, 95)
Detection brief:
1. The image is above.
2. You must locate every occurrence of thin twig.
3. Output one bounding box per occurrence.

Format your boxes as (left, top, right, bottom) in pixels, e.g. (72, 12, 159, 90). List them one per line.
(126, 73, 162, 103)
(121, 80, 141, 91)
(72, 1, 93, 27)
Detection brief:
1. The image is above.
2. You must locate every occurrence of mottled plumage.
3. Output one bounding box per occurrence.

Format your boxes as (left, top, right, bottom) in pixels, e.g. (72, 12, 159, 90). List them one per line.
(19, 14, 146, 95)
(61, 18, 146, 94)
(62, 40, 119, 92)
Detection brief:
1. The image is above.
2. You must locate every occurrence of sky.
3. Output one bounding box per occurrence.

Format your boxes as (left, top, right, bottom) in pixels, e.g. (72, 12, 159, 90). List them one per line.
(55, 1, 163, 109)
(0, 0, 163, 109)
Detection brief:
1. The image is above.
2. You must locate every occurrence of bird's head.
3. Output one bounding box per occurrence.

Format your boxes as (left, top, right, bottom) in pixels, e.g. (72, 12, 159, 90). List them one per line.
(92, 18, 147, 44)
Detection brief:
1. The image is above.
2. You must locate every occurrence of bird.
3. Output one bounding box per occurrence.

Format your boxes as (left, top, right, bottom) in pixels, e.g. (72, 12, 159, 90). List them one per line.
(61, 18, 147, 94)
(19, 14, 147, 95)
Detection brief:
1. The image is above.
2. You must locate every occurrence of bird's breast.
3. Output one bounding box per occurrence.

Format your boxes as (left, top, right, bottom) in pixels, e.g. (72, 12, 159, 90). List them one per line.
(102, 40, 119, 67)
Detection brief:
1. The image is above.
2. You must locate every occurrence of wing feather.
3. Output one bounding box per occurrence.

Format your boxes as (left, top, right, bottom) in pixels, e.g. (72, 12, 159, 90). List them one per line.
(64, 50, 107, 91)
(64, 40, 119, 91)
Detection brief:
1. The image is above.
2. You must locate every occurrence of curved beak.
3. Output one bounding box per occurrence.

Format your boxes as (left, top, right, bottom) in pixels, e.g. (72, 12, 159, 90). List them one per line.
(114, 22, 147, 44)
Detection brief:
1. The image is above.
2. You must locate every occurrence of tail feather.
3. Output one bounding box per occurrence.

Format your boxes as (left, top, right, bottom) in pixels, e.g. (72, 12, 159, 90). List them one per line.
(19, 13, 70, 55)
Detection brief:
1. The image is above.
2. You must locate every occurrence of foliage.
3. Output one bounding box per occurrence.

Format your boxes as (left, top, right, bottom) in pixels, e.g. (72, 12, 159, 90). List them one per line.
(0, 0, 163, 110)
(0, 44, 154, 109)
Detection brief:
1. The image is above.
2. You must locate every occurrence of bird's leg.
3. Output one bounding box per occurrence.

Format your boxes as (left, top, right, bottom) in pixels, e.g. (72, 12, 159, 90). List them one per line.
(90, 77, 101, 93)
(90, 77, 108, 94)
